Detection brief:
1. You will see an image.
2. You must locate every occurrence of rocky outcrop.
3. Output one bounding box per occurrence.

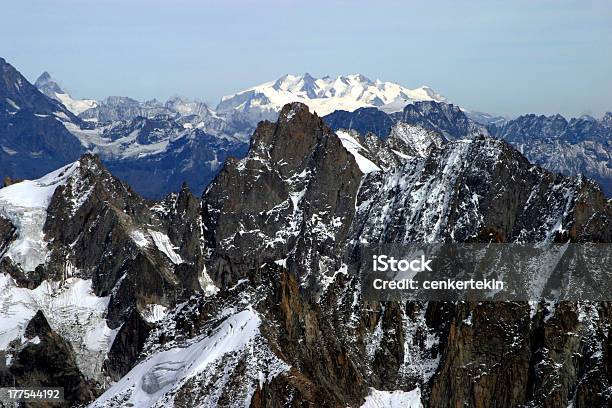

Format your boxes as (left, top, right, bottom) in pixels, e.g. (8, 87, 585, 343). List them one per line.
(2, 176, 22, 187)
(203, 102, 363, 291)
(39, 154, 205, 327)
(390, 101, 488, 139)
(0, 215, 14, 256)
(103, 309, 154, 381)
(3, 311, 98, 406)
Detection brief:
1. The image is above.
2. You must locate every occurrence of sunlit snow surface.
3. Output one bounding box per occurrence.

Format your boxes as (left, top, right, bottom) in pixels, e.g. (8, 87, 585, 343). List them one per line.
(336, 130, 381, 173)
(361, 387, 423, 408)
(141, 304, 169, 324)
(148, 229, 184, 264)
(129, 229, 184, 264)
(0, 162, 79, 271)
(217, 73, 448, 120)
(54, 92, 98, 115)
(91, 308, 289, 408)
(0, 274, 116, 380)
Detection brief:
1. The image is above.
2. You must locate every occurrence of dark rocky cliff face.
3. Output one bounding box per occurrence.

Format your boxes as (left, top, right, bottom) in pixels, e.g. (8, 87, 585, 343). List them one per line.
(203, 103, 364, 292)
(0, 58, 86, 182)
(0, 216, 15, 256)
(7, 311, 99, 406)
(0, 103, 610, 407)
(323, 107, 396, 139)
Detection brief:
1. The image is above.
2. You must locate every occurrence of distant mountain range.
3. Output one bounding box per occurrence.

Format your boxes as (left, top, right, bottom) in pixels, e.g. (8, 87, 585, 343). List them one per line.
(0, 56, 610, 197)
(324, 104, 612, 195)
(0, 58, 249, 198)
(216, 72, 449, 122)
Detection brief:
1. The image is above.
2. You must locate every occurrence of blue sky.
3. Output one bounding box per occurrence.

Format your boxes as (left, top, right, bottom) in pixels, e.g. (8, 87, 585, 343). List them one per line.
(2, 0, 611, 117)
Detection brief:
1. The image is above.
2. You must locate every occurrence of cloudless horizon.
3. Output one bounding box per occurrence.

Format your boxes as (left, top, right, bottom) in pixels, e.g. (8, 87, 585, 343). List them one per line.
(2, 0, 611, 118)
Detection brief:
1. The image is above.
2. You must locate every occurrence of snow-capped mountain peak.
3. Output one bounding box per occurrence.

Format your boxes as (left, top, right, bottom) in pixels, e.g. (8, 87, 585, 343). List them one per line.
(34, 71, 64, 95)
(216, 73, 449, 122)
(34, 71, 97, 115)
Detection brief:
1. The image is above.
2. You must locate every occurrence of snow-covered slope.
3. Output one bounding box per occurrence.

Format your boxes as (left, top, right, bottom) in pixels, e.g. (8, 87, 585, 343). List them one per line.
(54, 92, 98, 115)
(91, 308, 288, 407)
(0, 162, 80, 271)
(0, 274, 116, 381)
(216, 73, 448, 122)
(361, 388, 423, 408)
(336, 130, 381, 173)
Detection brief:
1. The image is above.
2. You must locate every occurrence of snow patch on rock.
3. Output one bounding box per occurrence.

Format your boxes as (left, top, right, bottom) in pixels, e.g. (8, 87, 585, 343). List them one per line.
(148, 229, 183, 265)
(361, 387, 423, 408)
(142, 304, 168, 324)
(55, 92, 98, 115)
(337, 130, 381, 173)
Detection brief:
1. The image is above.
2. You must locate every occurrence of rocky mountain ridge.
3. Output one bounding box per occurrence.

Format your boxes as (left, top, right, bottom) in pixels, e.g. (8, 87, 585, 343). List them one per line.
(488, 113, 612, 195)
(0, 59, 249, 199)
(35, 71, 98, 115)
(324, 102, 612, 196)
(0, 102, 611, 406)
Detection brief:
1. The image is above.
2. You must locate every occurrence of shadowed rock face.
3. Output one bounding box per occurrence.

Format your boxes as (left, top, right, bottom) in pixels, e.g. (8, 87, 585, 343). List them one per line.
(0, 216, 15, 256)
(5, 311, 98, 406)
(0, 58, 86, 182)
(323, 107, 396, 139)
(203, 102, 364, 290)
(103, 309, 154, 381)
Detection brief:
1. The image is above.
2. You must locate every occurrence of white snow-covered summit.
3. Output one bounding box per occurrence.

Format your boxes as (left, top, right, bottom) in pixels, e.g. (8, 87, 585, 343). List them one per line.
(216, 73, 448, 122)
(35, 72, 98, 115)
